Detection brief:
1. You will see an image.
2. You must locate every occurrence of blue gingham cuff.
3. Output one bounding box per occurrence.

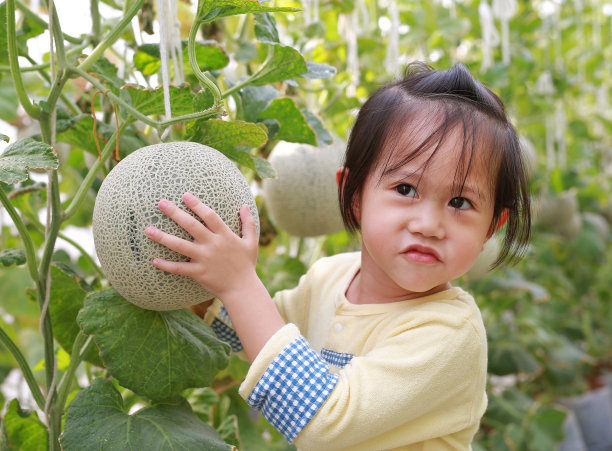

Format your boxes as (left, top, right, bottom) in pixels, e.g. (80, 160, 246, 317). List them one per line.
(245, 335, 339, 443)
(209, 306, 243, 353)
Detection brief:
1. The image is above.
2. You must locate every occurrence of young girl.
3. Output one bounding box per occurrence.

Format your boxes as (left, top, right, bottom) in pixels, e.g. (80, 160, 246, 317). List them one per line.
(145, 61, 531, 450)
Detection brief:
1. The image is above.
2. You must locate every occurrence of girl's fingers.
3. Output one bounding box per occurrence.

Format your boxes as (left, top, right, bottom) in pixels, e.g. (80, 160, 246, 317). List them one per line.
(158, 198, 209, 241)
(240, 204, 258, 246)
(182, 193, 227, 234)
(151, 258, 197, 276)
(145, 226, 198, 259)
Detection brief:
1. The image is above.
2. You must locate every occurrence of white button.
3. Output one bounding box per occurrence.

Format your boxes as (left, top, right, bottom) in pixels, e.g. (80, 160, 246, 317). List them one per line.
(334, 323, 342, 332)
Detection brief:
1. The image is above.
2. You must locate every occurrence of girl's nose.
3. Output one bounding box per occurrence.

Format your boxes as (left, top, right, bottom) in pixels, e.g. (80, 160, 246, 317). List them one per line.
(407, 203, 445, 239)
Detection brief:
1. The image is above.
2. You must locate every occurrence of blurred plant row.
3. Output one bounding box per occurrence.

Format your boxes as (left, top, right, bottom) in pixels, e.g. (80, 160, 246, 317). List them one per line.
(1, 0, 612, 449)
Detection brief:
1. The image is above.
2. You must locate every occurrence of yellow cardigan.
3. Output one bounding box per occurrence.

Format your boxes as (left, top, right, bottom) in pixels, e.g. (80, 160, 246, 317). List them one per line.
(205, 252, 487, 450)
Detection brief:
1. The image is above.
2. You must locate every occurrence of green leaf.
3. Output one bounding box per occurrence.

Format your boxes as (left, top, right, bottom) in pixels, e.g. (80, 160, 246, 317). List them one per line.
(134, 42, 229, 76)
(3, 399, 47, 451)
(48, 265, 102, 366)
(0, 80, 20, 122)
(0, 138, 57, 185)
(60, 378, 232, 451)
(197, 0, 298, 23)
(301, 61, 337, 80)
(186, 119, 273, 177)
(238, 85, 279, 123)
(121, 84, 195, 117)
(301, 109, 333, 146)
(77, 289, 231, 401)
(250, 45, 308, 86)
(56, 115, 148, 158)
(0, 249, 26, 267)
(258, 97, 317, 145)
(0, 133, 9, 142)
(254, 13, 280, 44)
(88, 56, 124, 93)
(488, 341, 541, 375)
(183, 41, 230, 74)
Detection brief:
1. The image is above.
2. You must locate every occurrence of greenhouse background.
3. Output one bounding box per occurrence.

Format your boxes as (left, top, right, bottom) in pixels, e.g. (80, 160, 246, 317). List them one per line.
(1, 0, 612, 449)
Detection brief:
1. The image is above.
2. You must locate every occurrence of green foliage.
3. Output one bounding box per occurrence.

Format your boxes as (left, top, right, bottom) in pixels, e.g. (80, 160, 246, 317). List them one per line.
(1, 0, 612, 449)
(78, 289, 231, 401)
(59, 378, 231, 451)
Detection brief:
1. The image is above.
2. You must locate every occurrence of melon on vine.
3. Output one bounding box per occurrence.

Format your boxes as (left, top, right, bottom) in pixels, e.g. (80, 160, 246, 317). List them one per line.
(93, 142, 259, 311)
(466, 235, 500, 280)
(534, 190, 582, 239)
(262, 139, 345, 237)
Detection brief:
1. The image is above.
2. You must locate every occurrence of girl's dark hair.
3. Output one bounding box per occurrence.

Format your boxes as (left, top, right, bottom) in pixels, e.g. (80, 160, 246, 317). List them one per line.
(338, 61, 531, 267)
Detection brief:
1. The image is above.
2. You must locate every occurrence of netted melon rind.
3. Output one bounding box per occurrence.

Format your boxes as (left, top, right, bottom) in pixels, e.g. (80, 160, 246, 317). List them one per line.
(262, 139, 345, 237)
(93, 142, 259, 311)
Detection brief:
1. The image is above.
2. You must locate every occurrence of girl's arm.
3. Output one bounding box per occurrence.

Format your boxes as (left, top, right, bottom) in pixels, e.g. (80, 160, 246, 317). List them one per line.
(145, 192, 285, 363)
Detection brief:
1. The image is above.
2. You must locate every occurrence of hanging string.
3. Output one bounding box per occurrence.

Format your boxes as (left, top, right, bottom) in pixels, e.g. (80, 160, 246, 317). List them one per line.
(491, 0, 517, 65)
(574, 0, 585, 82)
(169, 0, 184, 85)
(385, 0, 401, 77)
(338, 12, 360, 97)
(156, 0, 182, 139)
(479, 0, 500, 71)
(554, 101, 567, 169)
(535, 71, 556, 170)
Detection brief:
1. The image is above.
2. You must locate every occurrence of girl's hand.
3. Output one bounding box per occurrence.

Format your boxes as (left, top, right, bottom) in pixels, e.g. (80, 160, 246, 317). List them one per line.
(145, 192, 259, 300)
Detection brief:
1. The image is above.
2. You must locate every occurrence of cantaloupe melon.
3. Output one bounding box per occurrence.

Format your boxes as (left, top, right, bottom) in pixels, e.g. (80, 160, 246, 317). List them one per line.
(534, 190, 582, 239)
(466, 235, 500, 280)
(92, 142, 259, 311)
(262, 139, 345, 237)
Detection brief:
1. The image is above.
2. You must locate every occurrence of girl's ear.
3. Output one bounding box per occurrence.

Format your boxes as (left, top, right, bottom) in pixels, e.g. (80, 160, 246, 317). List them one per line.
(336, 167, 361, 222)
(335, 166, 344, 188)
(488, 209, 509, 238)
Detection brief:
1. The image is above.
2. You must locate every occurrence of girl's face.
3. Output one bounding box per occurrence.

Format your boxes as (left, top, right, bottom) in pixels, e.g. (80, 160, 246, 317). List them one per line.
(354, 127, 497, 302)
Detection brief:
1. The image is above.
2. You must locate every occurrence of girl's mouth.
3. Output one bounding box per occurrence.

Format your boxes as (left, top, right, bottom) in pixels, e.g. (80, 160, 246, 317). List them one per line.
(402, 244, 442, 264)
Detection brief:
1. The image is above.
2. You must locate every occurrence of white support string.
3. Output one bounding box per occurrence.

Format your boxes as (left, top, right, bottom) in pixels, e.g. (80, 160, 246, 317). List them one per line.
(479, 0, 499, 71)
(491, 0, 517, 65)
(156, 0, 182, 139)
(338, 12, 360, 97)
(385, 0, 401, 77)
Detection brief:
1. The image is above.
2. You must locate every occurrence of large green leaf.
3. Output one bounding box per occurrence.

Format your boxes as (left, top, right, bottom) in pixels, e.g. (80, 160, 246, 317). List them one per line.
(48, 264, 102, 366)
(0, 248, 26, 267)
(187, 119, 274, 178)
(60, 378, 232, 451)
(258, 97, 317, 145)
(197, 0, 297, 23)
(77, 289, 231, 401)
(0, 138, 57, 185)
(3, 399, 47, 451)
(250, 45, 308, 86)
(121, 84, 195, 117)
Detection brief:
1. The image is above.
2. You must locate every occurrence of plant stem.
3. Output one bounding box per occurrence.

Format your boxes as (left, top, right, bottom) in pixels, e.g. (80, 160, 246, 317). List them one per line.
(0, 189, 40, 286)
(77, 0, 145, 73)
(90, 0, 102, 46)
(6, 0, 42, 119)
(43, 0, 67, 70)
(0, 326, 46, 411)
(56, 334, 94, 413)
(221, 46, 274, 99)
(63, 126, 124, 221)
(188, 18, 223, 105)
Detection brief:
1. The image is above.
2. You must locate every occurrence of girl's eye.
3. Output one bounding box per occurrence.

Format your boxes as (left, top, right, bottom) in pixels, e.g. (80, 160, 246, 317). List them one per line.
(396, 184, 417, 197)
(449, 197, 472, 210)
